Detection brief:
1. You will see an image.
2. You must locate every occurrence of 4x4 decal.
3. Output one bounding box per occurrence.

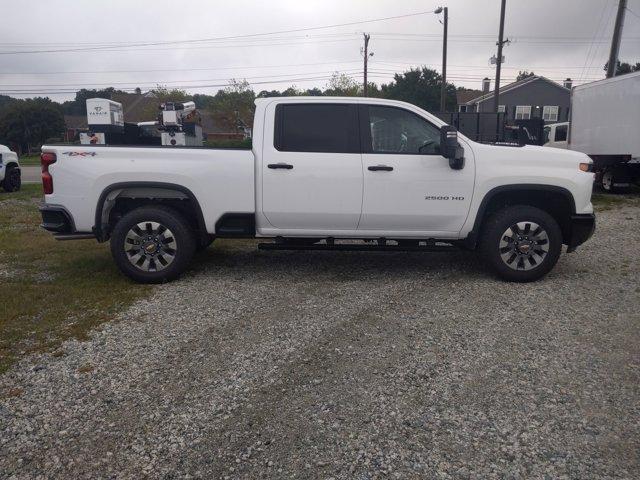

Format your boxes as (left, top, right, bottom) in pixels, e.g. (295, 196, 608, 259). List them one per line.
(62, 151, 97, 157)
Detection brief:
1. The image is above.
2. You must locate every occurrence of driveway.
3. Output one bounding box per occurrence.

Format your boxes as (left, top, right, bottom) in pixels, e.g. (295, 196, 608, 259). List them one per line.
(1, 200, 639, 479)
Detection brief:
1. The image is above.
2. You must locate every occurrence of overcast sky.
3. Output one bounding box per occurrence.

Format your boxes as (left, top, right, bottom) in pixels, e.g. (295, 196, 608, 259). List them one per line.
(1, 0, 639, 102)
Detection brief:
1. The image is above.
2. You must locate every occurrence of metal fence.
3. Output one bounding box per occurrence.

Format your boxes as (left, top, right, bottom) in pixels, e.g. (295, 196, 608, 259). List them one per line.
(435, 112, 506, 143)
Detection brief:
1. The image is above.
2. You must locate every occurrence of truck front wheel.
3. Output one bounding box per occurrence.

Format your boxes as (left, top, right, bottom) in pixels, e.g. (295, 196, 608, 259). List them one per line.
(110, 206, 196, 284)
(1, 165, 21, 192)
(479, 205, 562, 282)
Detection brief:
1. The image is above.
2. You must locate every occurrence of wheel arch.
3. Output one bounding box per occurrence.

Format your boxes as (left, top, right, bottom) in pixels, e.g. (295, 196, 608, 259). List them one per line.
(465, 184, 576, 249)
(94, 181, 207, 242)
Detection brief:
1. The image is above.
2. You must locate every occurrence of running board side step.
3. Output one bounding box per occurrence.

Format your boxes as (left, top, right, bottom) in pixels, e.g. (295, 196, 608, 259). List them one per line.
(257, 242, 456, 252)
(54, 233, 97, 241)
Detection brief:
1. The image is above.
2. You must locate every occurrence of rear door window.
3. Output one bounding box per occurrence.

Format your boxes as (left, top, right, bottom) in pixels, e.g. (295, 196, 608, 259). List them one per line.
(274, 103, 359, 153)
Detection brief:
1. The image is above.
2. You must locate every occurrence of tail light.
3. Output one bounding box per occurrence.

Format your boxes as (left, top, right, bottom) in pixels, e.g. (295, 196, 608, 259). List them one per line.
(41, 152, 57, 194)
(579, 162, 593, 173)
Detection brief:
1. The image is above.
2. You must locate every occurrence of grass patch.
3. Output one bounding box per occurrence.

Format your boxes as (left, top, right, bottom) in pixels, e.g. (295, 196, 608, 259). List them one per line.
(592, 192, 640, 211)
(0, 184, 151, 374)
(18, 155, 40, 166)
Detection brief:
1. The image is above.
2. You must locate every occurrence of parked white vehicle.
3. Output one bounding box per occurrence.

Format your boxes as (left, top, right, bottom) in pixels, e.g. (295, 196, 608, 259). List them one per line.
(543, 122, 569, 150)
(40, 97, 595, 283)
(568, 71, 640, 192)
(0, 145, 21, 192)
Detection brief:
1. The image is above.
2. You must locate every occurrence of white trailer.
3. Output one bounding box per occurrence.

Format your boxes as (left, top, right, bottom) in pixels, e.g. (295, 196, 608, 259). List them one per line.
(568, 71, 640, 192)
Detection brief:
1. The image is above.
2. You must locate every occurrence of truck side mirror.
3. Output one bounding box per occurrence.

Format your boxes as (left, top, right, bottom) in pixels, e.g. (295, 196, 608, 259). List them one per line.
(440, 125, 465, 170)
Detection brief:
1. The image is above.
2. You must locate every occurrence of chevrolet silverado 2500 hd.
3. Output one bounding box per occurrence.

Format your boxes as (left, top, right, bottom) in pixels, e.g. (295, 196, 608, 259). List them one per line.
(39, 97, 595, 283)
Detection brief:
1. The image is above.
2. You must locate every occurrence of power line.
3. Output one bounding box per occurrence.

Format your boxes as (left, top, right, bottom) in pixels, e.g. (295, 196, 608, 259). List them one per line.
(626, 6, 640, 20)
(0, 60, 364, 76)
(0, 69, 365, 87)
(579, 0, 613, 82)
(0, 10, 434, 55)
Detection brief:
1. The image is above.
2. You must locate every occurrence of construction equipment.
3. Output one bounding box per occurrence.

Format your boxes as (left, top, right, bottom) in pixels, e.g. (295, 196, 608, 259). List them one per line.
(80, 98, 203, 147)
(157, 101, 203, 147)
(80, 98, 124, 145)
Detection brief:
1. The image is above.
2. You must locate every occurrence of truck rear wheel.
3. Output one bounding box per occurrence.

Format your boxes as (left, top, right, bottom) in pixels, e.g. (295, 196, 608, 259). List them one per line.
(601, 167, 630, 193)
(479, 205, 562, 282)
(110, 206, 196, 284)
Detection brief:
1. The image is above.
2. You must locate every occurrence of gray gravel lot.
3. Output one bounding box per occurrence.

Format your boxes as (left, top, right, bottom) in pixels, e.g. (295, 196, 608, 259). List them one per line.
(1, 200, 639, 479)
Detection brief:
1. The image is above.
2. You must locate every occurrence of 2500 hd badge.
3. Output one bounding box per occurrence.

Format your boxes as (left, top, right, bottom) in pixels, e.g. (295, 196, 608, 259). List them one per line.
(424, 195, 465, 201)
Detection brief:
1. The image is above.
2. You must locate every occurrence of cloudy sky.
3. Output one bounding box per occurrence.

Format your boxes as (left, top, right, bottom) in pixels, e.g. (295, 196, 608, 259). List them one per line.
(1, 0, 639, 101)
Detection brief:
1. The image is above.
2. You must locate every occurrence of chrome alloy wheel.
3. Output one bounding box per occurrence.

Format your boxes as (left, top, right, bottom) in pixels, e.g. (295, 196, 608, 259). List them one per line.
(124, 221, 177, 272)
(499, 221, 549, 271)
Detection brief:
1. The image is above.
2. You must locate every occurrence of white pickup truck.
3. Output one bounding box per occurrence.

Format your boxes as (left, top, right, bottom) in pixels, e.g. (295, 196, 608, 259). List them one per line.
(40, 97, 595, 283)
(0, 145, 21, 192)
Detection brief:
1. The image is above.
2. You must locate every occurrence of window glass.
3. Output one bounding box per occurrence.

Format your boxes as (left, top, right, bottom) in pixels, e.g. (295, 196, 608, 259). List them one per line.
(367, 106, 441, 155)
(543, 105, 559, 122)
(275, 104, 357, 153)
(515, 106, 531, 120)
(497, 105, 506, 113)
(555, 124, 568, 142)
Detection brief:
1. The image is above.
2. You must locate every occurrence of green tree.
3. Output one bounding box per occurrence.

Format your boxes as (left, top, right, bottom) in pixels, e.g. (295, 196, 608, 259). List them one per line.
(0, 94, 16, 113)
(149, 85, 190, 102)
(192, 93, 216, 109)
(604, 60, 640, 75)
(281, 86, 302, 97)
(61, 87, 127, 115)
(380, 67, 456, 112)
(302, 87, 324, 96)
(0, 98, 64, 154)
(516, 70, 536, 81)
(209, 79, 256, 131)
(140, 86, 191, 118)
(324, 72, 361, 96)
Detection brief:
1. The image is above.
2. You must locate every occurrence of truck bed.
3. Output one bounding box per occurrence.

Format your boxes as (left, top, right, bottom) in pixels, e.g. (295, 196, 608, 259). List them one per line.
(41, 145, 256, 233)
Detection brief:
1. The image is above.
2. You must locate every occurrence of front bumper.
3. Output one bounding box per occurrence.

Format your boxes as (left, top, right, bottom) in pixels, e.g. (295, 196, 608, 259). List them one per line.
(566, 213, 595, 252)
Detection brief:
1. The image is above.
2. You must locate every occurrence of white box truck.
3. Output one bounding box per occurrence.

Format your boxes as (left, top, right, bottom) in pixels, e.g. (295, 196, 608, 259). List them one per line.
(568, 71, 640, 192)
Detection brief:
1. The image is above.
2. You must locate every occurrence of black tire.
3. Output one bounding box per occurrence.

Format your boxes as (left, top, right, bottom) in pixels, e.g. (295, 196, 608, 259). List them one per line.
(2, 165, 21, 192)
(601, 167, 631, 193)
(110, 205, 196, 284)
(479, 205, 562, 282)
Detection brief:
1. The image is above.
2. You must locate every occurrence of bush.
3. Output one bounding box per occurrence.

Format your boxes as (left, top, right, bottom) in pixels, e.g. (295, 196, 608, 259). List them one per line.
(204, 138, 252, 149)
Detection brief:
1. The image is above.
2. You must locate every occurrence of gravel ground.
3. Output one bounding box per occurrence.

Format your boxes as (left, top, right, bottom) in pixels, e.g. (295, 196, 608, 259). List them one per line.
(1, 201, 639, 479)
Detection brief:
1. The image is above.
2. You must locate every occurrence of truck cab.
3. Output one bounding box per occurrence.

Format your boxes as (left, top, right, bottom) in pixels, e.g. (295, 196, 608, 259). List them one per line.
(543, 122, 569, 149)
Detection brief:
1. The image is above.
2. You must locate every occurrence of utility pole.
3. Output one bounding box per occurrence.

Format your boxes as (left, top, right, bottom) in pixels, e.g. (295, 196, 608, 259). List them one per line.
(606, 0, 627, 78)
(440, 7, 448, 112)
(363, 33, 371, 96)
(493, 0, 507, 113)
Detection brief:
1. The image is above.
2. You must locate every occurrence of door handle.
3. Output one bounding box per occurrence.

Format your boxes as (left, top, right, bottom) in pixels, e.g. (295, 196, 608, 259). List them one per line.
(268, 163, 293, 170)
(368, 165, 394, 172)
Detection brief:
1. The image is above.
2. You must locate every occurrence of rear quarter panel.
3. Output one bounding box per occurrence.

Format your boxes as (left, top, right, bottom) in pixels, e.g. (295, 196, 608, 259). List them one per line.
(41, 146, 255, 233)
